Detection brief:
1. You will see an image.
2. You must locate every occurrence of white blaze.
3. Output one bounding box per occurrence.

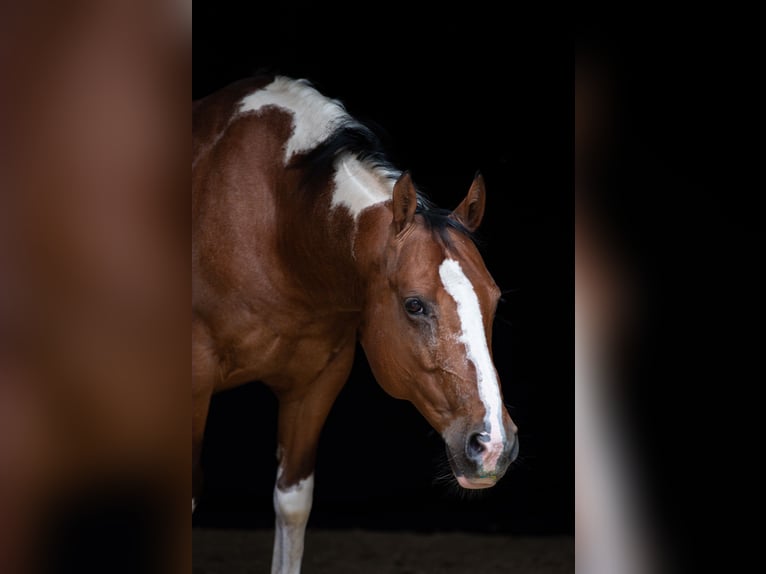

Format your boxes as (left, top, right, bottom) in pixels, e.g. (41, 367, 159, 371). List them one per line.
(239, 77, 349, 162)
(439, 258, 506, 467)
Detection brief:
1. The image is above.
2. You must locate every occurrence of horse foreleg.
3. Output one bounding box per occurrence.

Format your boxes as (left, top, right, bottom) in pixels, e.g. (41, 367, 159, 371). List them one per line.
(192, 321, 216, 514)
(270, 342, 355, 574)
(191, 385, 210, 514)
(192, 380, 213, 513)
(271, 467, 313, 574)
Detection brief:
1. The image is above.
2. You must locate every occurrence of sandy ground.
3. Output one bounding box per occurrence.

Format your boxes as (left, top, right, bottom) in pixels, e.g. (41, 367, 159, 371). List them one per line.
(193, 529, 574, 574)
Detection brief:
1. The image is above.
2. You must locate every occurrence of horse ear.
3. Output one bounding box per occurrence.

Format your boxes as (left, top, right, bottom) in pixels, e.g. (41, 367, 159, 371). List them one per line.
(392, 171, 417, 235)
(453, 172, 486, 232)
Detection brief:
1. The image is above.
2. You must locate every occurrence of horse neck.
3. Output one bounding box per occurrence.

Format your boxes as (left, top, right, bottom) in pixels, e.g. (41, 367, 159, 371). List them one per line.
(278, 154, 394, 313)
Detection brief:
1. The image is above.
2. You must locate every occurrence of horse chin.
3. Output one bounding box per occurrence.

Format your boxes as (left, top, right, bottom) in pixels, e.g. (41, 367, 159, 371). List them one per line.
(455, 475, 498, 490)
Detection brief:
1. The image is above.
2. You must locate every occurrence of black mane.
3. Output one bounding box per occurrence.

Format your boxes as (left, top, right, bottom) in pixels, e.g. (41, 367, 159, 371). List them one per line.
(294, 120, 396, 180)
(293, 120, 475, 244)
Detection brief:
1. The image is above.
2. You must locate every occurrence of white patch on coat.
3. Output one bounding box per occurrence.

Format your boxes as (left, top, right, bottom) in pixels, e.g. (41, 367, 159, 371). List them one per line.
(239, 77, 350, 163)
(331, 156, 393, 219)
(272, 471, 314, 574)
(438, 258, 506, 470)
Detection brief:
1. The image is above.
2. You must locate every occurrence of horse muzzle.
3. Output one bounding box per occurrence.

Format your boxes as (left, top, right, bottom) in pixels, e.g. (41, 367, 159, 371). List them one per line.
(447, 428, 519, 489)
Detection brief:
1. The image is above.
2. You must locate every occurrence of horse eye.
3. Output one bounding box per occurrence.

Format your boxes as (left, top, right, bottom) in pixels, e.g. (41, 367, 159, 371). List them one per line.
(404, 297, 425, 315)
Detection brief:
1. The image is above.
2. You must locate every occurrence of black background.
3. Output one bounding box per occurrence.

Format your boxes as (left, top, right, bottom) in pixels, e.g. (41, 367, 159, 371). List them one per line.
(193, 4, 572, 535)
(577, 21, 766, 573)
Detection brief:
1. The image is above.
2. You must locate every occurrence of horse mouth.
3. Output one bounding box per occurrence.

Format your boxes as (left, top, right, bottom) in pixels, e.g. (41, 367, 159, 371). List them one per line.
(455, 475, 498, 489)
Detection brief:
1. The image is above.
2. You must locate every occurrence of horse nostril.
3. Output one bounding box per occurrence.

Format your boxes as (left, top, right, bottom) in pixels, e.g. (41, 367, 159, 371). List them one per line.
(466, 432, 489, 460)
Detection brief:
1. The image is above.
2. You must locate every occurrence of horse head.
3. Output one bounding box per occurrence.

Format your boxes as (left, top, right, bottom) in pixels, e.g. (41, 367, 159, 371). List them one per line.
(358, 172, 518, 488)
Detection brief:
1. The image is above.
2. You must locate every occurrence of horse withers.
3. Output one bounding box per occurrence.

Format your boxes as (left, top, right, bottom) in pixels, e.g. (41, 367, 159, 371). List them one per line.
(192, 76, 519, 573)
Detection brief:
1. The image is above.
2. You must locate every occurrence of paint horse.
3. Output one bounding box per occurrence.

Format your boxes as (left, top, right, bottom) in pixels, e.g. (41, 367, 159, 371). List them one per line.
(192, 76, 519, 574)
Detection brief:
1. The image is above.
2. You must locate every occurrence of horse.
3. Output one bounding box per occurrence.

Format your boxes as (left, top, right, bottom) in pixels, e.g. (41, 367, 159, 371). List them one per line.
(192, 75, 519, 574)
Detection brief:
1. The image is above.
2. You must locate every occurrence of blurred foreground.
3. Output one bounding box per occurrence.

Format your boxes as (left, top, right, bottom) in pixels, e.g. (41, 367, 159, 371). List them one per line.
(1, 1, 189, 572)
(576, 44, 664, 574)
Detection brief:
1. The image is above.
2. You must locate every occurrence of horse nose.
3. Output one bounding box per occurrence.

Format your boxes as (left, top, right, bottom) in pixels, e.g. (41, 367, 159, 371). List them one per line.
(466, 430, 518, 469)
(466, 431, 490, 461)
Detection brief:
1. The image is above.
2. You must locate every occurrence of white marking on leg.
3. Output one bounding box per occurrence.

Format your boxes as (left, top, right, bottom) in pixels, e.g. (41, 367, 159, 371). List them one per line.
(439, 258, 506, 470)
(331, 156, 393, 219)
(272, 471, 314, 574)
(239, 77, 351, 162)
(192, 498, 196, 513)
